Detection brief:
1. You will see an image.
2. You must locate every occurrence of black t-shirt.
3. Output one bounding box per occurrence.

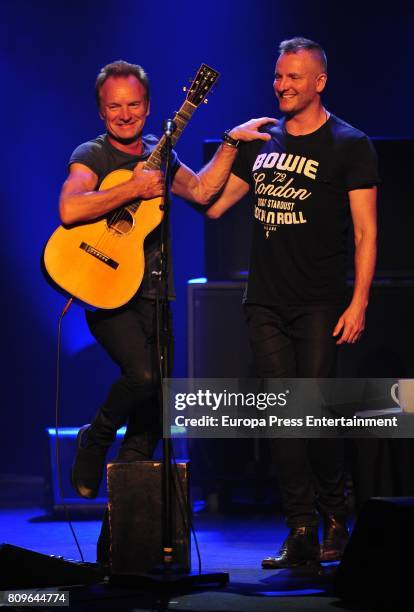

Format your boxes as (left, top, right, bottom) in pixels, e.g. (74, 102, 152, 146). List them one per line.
(69, 133, 181, 300)
(231, 114, 380, 306)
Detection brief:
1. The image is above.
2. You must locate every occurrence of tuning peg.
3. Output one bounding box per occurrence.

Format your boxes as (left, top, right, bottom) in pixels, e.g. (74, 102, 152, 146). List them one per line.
(204, 99, 208, 104)
(183, 86, 187, 92)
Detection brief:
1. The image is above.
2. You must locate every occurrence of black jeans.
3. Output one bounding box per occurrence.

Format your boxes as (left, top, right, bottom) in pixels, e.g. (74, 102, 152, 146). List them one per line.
(244, 302, 347, 528)
(85, 296, 173, 460)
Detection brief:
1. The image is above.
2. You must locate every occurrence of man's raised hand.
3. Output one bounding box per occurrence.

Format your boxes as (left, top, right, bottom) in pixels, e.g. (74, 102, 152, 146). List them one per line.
(228, 117, 278, 142)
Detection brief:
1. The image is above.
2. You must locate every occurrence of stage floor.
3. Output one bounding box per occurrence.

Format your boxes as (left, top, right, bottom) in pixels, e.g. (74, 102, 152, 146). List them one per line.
(0, 507, 386, 611)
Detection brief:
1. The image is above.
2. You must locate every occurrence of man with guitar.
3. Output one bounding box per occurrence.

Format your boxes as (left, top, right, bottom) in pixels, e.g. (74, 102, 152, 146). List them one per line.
(205, 38, 379, 567)
(60, 61, 274, 514)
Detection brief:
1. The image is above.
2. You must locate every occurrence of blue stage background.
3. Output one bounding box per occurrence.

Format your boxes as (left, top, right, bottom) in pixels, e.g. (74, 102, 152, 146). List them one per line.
(1, 0, 413, 477)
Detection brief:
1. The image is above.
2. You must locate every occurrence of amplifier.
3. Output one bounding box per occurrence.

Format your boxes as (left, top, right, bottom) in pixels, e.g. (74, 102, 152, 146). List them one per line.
(108, 461, 190, 573)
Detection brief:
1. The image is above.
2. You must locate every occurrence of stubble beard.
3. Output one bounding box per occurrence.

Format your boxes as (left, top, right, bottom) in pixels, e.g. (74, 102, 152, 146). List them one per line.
(108, 128, 142, 146)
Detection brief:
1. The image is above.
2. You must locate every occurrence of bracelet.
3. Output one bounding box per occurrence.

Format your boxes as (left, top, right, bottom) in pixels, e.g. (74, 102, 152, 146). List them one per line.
(222, 130, 240, 148)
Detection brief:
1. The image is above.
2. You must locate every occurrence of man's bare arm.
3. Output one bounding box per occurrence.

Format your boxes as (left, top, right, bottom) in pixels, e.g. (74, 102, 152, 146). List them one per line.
(333, 186, 377, 344)
(59, 163, 164, 225)
(172, 117, 276, 204)
(205, 173, 250, 218)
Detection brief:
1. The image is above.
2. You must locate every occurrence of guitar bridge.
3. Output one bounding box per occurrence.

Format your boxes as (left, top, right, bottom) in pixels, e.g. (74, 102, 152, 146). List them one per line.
(80, 242, 119, 270)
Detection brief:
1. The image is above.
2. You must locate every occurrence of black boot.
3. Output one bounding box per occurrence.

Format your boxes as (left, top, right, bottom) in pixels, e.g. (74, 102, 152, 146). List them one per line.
(71, 415, 118, 499)
(262, 526, 320, 569)
(320, 514, 349, 562)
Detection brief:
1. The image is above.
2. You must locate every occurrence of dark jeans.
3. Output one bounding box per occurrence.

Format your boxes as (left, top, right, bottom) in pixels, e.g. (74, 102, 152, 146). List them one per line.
(85, 296, 173, 459)
(244, 302, 346, 528)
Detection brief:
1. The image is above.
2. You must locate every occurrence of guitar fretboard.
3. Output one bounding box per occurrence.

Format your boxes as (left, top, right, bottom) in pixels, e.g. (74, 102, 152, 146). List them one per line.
(145, 100, 197, 171)
(127, 101, 196, 214)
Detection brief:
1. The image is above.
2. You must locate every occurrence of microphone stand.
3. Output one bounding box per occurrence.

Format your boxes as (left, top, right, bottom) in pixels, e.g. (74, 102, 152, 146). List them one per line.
(158, 119, 175, 575)
(109, 120, 229, 590)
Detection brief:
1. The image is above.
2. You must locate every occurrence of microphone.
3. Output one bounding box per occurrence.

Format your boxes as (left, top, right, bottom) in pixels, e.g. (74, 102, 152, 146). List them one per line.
(163, 118, 177, 138)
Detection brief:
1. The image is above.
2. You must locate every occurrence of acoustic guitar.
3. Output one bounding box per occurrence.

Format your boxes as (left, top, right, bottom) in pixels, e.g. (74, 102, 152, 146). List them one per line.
(43, 64, 220, 309)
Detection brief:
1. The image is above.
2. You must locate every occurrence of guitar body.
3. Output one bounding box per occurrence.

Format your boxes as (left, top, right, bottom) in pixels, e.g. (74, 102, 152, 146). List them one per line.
(43, 169, 163, 309)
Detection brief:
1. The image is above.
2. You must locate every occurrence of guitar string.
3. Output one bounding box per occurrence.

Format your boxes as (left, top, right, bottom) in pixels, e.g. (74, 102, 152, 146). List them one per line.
(92, 139, 166, 254)
(91, 137, 160, 252)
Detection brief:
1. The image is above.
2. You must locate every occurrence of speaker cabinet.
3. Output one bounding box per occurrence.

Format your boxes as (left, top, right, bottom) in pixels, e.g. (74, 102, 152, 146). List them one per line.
(335, 497, 414, 606)
(187, 281, 255, 377)
(107, 461, 190, 574)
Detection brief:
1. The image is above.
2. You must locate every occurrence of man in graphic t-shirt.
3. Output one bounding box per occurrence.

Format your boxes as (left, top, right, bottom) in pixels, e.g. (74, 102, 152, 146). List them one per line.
(206, 37, 379, 567)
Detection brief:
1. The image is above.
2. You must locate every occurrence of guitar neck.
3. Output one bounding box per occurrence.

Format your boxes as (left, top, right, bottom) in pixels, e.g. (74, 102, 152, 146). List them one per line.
(143, 100, 197, 171)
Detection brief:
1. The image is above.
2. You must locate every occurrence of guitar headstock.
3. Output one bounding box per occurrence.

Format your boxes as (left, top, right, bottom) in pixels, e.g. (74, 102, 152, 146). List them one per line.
(184, 63, 220, 107)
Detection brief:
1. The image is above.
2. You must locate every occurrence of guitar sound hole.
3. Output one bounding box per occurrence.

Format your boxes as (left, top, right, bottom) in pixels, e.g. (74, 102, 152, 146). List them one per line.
(107, 209, 134, 235)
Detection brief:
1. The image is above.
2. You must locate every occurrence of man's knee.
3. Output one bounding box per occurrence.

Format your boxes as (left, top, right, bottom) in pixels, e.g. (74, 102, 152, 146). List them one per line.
(123, 368, 159, 399)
